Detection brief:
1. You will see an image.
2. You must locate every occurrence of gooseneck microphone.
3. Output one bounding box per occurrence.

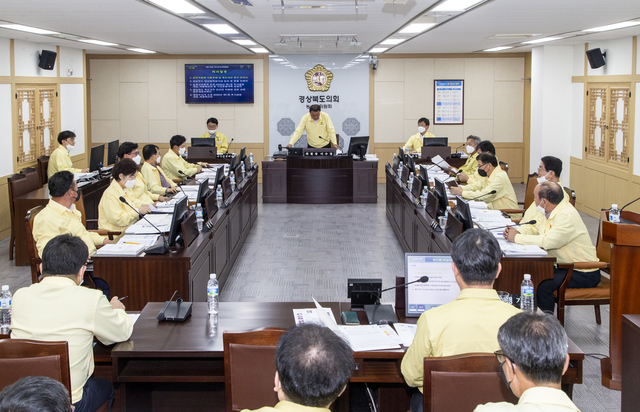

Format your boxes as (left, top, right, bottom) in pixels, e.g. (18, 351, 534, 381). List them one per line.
(119, 196, 169, 254)
(482, 220, 537, 231)
(467, 190, 497, 202)
(226, 138, 234, 154)
(620, 197, 640, 212)
(373, 276, 430, 304)
(364, 276, 429, 325)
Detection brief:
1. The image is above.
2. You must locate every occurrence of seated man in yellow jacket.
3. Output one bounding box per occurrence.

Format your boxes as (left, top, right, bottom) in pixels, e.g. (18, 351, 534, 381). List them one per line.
(458, 140, 494, 185)
(48, 130, 89, 178)
(163, 135, 204, 181)
(199, 117, 229, 154)
(287, 104, 339, 149)
(450, 153, 517, 210)
(33, 171, 109, 257)
(403, 117, 436, 154)
(504, 182, 600, 314)
(117, 142, 168, 207)
(98, 159, 150, 232)
(141, 144, 178, 196)
(519, 156, 568, 233)
(453, 135, 481, 179)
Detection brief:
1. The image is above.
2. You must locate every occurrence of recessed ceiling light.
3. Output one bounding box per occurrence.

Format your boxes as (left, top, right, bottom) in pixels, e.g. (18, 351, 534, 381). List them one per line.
(147, 0, 204, 14)
(381, 38, 406, 45)
(432, 0, 485, 12)
(583, 20, 640, 33)
(250, 47, 269, 53)
(79, 39, 119, 47)
(369, 47, 388, 53)
(233, 39, 256, 46)
(399, 23, 436, 34)
(0, 24, 59, 35)
(483, 46, 513, 52)
(203, 24, 238, 34)
(127, 48, 156, 54)
(522, 36, 563, 45)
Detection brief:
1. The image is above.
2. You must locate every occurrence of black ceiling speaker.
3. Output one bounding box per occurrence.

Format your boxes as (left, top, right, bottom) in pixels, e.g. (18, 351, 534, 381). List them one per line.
(38, 50, 57, 70)
(586, 48, 606, 69)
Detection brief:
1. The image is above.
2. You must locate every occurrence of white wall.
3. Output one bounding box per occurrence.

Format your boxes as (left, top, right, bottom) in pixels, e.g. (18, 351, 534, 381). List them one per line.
(0, 38, 10, 76)
(13, 40, 57, 77)
(0, 84, 14, 177)
(587, 37, 633, 76)
(60, 84, 86, 154)
(59, 47, 84, 78)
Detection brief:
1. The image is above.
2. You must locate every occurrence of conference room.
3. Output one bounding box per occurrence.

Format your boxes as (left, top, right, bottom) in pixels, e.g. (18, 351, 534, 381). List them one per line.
(0, 0, 639, 411)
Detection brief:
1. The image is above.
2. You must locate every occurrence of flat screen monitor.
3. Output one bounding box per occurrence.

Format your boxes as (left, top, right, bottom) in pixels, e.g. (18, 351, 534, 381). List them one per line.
(455, 195, 474, 230)
(196, 178, 209, 209)
(167, 196, 189, 246)
(406, 154, 416, 175)
(419, 165, 429, 188)
(222, 176, 233, 202)
(243, 156, 251, 173)
(401, 165, 410, 184)
(89, 144, 105, 172)
(240, 146, 246, 161)
(424, 137, 448, 147)
(433, 178, 449, 217)
(214, 166, 225, 187)
(398, 147, 405, 163)
(404, 253, 460, 317)
(348, 136, 369, 160)
(392, 154, 400, 171)
(185, 64, 254, 104)
(204, 191, 218, 222)
(229, 154, 240, 171)
(191, 138, 215, 147)
(107, 140, 119, 165)
(411, 175, 424, 200)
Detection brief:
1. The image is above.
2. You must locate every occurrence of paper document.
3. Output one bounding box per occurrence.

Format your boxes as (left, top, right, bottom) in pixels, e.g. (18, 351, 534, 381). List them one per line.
(337, 325, 402, 351)
(117, 235, 160, 247)
(393, 323, 418, 347)
(93, 243, 145, 256)
(128, 314, 140, 324)
(431, 155, 451, 170)
(498, 239, 547, 256)
(125, 214, 172, 234)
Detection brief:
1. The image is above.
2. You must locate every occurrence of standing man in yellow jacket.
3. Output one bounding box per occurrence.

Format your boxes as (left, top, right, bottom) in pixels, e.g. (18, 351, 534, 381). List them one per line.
(163, 135, 204, 181)
(287, 104, 338, 149)
(141, 144, 178, 196)
(48, 130, 89, 178)
(403, 117, 436, 154)
(199, 117, 229, 154)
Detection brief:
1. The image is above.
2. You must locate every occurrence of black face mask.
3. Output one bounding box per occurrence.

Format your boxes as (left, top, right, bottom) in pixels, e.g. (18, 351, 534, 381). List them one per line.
(72, 189, 81, 202)
(499, 361, 514, 393)
(478, 167, 488, 177)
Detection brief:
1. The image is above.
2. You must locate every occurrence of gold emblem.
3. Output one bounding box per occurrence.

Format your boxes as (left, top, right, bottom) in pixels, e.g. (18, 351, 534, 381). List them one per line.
(305, 64, 333, 92)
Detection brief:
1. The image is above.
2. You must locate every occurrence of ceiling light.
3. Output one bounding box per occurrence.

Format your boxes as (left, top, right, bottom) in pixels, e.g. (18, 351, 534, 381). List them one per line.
(127, 48, 156, 54)
(432, 0, 485, 12)
(0, 24, 59, 35)
(583, 20, 640, 33)
(483, 46, 513, 52)
(147, 0, 204, 14)
(250, 47, 269, 53)
(273, 58, 285, 61)
(381, 38, 406, 45)
(203, 24, 238, 34)
(233, 39, 256, 46)
(399, 23, 436, 34)
(369, 47, 388, 53)
(79, 39, 119, 47)
(522, 36, 563, 44)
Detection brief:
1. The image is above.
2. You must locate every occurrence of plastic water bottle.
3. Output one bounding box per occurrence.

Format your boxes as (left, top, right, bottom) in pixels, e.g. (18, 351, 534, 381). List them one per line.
(421, 187, 429, 205)
(216, 184, 223, 206)
(249, 153, 254, 167)
(241, 162, 246, 180)
(207, 274, 219, 314)
(609, 204, 620, 223)
(195, 204, 203, 231)
(230, 172, 236, 190)
(445, 206, 451, 222)
(407, 172, 414, 189)
(398, 161, 404, 175)
(521, 274, 534, 312)
(0, 285, 12, 334)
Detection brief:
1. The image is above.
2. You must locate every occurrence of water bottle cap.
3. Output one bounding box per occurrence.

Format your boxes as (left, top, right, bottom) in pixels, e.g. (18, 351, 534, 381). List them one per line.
(210, 273, 217, 280)
(1, 285, 8, 291)
(524, 274, 531, 280)
(612, 204, 618, 209)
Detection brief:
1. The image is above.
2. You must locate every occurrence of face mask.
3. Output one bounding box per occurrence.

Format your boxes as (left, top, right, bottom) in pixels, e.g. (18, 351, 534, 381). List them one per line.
(537, 175, 548, 184)
(208, 129, 216, 135)
(71, 189, 81, 202)
(125, 178, 135, 189)
(466, 145, 475, 154)
(417, 126, 426, 134)
(499, 362, 513, 393)
(478, 167, 488, 177)
(132, 155, 141, 165)
(179, 147, 186, 155)
(536, 203, 546, 215)
(156, 155, 161, 163)
(66, 146, 72, 153)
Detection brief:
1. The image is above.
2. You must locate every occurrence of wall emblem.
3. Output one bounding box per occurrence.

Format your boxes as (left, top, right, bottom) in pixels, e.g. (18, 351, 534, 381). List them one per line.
(305, 64, 333, 92)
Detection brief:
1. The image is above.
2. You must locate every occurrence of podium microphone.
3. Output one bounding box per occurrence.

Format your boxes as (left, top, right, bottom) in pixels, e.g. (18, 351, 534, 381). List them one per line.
(226, 138, 234, 154)
(482, 220, 537, 231)
(364, 276, 429, 325)
(467, 190, 497, 202)
(119, 196, 169, 254)
(620, 196, 640, 212)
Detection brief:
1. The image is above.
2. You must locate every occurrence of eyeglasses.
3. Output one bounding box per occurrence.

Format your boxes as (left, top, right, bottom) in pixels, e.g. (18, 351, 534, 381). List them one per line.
(494, 350, 516, 375)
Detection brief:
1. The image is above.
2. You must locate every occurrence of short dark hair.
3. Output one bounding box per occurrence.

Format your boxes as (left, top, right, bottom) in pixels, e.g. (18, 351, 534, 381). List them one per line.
(467, 135, 481, 145)
(57, 130, 75, 145)
(48, 171, 75, 198)
(418, 117, 430, 126)
(117, 142, 139, 160)
(142, 144, 159, 161)
(112, 158, 138, 181)
(309, 104, 321, 112)
(477, 153, 498, 167)
(451, 229, 501, 285)
(42, 234, 88, 277)
(0, 376, 72, 412)
(170, 135, 186, 149)
(498, 312, 567, 385)
(476, 140, 495, 155)
(206, 117, 218, 125)
(540, 156, 562, 178)
(276, 324, 353, 407)
(537, 181, 564, 205)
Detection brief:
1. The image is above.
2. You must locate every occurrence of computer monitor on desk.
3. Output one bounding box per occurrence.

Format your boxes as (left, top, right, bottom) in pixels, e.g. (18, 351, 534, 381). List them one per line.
(405, 253, 460, 317)
(348, 136, 369, 160)
(455, 195, 474, 230)
(89, 144, 105, 172)
(168, 197, 189, 247)
(433, 177, 449, 217)
(107, 140, 119, 166)
(424, 137, 448, 147)
(191, 138, 215, 147)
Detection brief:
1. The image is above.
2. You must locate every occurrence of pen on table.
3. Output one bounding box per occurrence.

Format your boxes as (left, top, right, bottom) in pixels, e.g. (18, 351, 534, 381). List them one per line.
(118, 296, 128, 301)
(124, 242, 140, 245)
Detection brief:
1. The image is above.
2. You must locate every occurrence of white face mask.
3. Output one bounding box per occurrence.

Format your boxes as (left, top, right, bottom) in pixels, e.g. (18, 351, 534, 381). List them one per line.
(179, 147, 186, 155)
(208, 129, 216, 135)
(466, 145, 475, 154)
(132, 155, 141, 165)
(536, 175, 547, 184)
(156, 155, 161, 163)
(125, 178, 135, 189)
(417, 126, 426, 134)
(536, 203, 546, 215)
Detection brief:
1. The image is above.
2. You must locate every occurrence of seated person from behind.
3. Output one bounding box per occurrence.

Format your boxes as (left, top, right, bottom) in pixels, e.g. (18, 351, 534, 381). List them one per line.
(0, 376, 72, 412)
(11, 234, 133, 412)
(504, 182, 600, 314)
(287, 104, 339, 149)
(454, 135, 481, 181)
(401, 229, 521, 412)
(98, 158, 150, 233)
(117, 142, 168, 207)
(33, 171, 109, 257)
(162, 134, 205, 182)
(519, 156, 567, 234)
(403, 117, 436, 154)
(458, 140, 495, 186)
(141, 144, 178, 196)
(48, 130, 89, 178)
(200, 117, 229, 154)
(242, 324, 353, 412)
(450, 153, 518, 210)
(474, 312, 579, 412)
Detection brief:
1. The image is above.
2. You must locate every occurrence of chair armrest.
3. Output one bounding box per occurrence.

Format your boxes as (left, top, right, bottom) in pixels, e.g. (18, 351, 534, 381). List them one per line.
(556, 262, 611, 308)
(500, 209, 526, 214)
(89, 230, 121, 240)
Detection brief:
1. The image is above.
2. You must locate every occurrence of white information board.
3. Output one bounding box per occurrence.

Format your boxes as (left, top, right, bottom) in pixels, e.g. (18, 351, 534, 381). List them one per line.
(434, 80, 464, 125)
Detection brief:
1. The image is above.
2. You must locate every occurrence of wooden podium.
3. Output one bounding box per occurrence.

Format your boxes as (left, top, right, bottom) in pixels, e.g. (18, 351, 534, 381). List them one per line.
(600, 210, 640, 390)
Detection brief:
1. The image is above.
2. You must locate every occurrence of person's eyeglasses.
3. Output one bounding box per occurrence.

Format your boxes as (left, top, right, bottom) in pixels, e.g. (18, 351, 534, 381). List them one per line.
(494, 350, 515, 373)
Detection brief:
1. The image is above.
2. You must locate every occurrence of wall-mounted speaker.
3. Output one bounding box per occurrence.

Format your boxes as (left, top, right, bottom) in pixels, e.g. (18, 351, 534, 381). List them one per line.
(586, 48, 606, 69)
(38, 50, 57, 70)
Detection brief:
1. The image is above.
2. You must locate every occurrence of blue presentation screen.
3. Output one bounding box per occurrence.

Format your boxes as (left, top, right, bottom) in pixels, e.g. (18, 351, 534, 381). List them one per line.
(185, 64, 254, 104)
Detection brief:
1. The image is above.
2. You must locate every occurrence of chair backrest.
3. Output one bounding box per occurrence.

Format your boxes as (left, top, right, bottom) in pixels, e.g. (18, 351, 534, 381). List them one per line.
(223, 328, 287, 412)
(424, 353, 518, 412)
(0, 339, 72, 402)
(563, 186, 576, 206)
(8, 173, 31, 221)
(499, 161, 509, 174)
(25, 205, 45, 284)
(75, 194, 87, 227)
(523, 173, 538, 209)
(37, 156, 50, 186)
(20, 167, 41, 189)
(596, 210, 611, 263)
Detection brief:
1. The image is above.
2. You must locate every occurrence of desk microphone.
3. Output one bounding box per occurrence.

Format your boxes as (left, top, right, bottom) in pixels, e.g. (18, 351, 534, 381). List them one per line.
(119, 196, 169, 254)
(178, 170, 194, 184)
(620, 196, 640, 212)
(467, 190, 497, 202)
(454, 143, 465, 152)
(226, 138, 234, 154)
(482, 220, 537, 231)
(363, 276, 429, 325)
(157, 290, 192, 322)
